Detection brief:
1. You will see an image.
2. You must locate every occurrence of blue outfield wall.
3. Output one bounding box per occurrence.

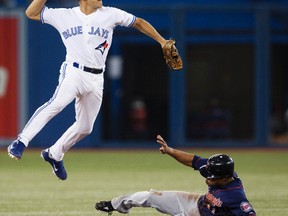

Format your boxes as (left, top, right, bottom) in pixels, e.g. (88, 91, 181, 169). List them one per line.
(10, 1, 288, 148)
(12, 0, 288, 7)
(92, 0, 288, 6)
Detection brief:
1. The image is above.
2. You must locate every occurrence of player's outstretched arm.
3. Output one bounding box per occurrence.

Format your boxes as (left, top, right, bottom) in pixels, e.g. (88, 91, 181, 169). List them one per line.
(132, 18, 183, 70)
(156, 135, 195, 167)
(132, 18, 168, 48)
(25, 0, 47, 21)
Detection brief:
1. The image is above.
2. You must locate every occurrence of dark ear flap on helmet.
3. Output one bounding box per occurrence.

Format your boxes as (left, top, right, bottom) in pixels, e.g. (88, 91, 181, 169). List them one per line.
(199, 154, 234, 179)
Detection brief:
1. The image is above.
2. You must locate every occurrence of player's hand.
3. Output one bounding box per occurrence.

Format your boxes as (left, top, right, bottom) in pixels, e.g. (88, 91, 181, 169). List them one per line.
(160, 39, 170, 48)
(156, 135, 171, 154)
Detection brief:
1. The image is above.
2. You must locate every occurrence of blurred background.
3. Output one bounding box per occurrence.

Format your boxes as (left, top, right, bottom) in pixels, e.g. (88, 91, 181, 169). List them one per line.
(1, 0, 288, 148)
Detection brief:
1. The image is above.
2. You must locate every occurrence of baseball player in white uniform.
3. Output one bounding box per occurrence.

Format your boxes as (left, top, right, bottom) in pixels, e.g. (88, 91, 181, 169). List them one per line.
(7, 0, 170, 180)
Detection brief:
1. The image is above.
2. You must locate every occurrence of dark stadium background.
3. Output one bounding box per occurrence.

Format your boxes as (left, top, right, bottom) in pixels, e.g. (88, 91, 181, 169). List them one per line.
(1, 0, 288, 148)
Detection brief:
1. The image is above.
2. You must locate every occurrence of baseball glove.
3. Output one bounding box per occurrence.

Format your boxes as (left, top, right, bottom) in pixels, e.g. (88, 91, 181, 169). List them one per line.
(162, 39, 183, 70)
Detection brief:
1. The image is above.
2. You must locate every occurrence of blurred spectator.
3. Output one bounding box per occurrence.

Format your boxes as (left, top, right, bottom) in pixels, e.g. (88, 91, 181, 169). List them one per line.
(270, 103, 288, 144)
(128, 98, 149, 140)
(285, 109, 288, 133)
(270, 104, 286, 135)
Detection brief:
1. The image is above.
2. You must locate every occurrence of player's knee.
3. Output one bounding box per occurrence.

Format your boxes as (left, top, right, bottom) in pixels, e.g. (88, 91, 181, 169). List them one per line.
(76, 124, 93, 136)
(146, 189, 163, 204)
(82, 129, 92, 136)
(148, 189, 162, 196)
(78, 129, 92, 136)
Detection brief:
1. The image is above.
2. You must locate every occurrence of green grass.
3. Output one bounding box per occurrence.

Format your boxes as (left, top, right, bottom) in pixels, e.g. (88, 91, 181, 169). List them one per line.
(0, 148, 288, 216)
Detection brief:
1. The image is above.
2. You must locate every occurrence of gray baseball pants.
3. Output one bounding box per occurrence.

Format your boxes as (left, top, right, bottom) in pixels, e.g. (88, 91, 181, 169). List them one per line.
(111, 189, 202, 216)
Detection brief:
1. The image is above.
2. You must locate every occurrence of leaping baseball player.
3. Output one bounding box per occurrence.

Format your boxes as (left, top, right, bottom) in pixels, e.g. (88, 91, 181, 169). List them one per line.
(95, 135, 257, 216)
(7, 0, 179, 180)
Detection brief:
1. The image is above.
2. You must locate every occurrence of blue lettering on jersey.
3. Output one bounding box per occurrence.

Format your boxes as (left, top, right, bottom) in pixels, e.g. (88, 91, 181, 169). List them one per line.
(62, 26, 83, 39)
(62, 26, 109, 40)
(88, 26, 109, 39)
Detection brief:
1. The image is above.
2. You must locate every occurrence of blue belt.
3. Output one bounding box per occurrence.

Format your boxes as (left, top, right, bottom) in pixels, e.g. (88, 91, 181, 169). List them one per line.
(73, 62, 103, 74)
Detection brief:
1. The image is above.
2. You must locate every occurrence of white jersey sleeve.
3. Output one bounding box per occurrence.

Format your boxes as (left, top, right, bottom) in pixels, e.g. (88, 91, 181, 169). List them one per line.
(40, 6, 70, 29)
(108, 7, 136, 28)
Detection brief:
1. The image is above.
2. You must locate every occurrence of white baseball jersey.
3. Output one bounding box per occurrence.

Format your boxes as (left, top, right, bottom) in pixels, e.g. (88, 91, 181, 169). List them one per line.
(17, 5, 136, 161)
(40, 5, 136, 69)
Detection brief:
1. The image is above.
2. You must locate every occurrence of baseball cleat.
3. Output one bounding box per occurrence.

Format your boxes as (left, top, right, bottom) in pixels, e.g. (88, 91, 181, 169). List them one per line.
(7, 140, 26, 160)
(41, 149, 67, 180)
(95, 201, 114, 215)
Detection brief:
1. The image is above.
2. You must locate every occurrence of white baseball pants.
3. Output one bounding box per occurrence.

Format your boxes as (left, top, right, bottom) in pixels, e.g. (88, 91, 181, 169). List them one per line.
(19, 62, 104, 161)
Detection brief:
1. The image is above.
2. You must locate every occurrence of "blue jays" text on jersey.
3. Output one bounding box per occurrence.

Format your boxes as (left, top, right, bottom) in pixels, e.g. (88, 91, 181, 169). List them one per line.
(62, 26, 109, 40)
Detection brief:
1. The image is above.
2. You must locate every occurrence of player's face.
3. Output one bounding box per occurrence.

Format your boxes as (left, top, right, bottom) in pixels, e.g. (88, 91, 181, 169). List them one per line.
(205, 177, 233, 186)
